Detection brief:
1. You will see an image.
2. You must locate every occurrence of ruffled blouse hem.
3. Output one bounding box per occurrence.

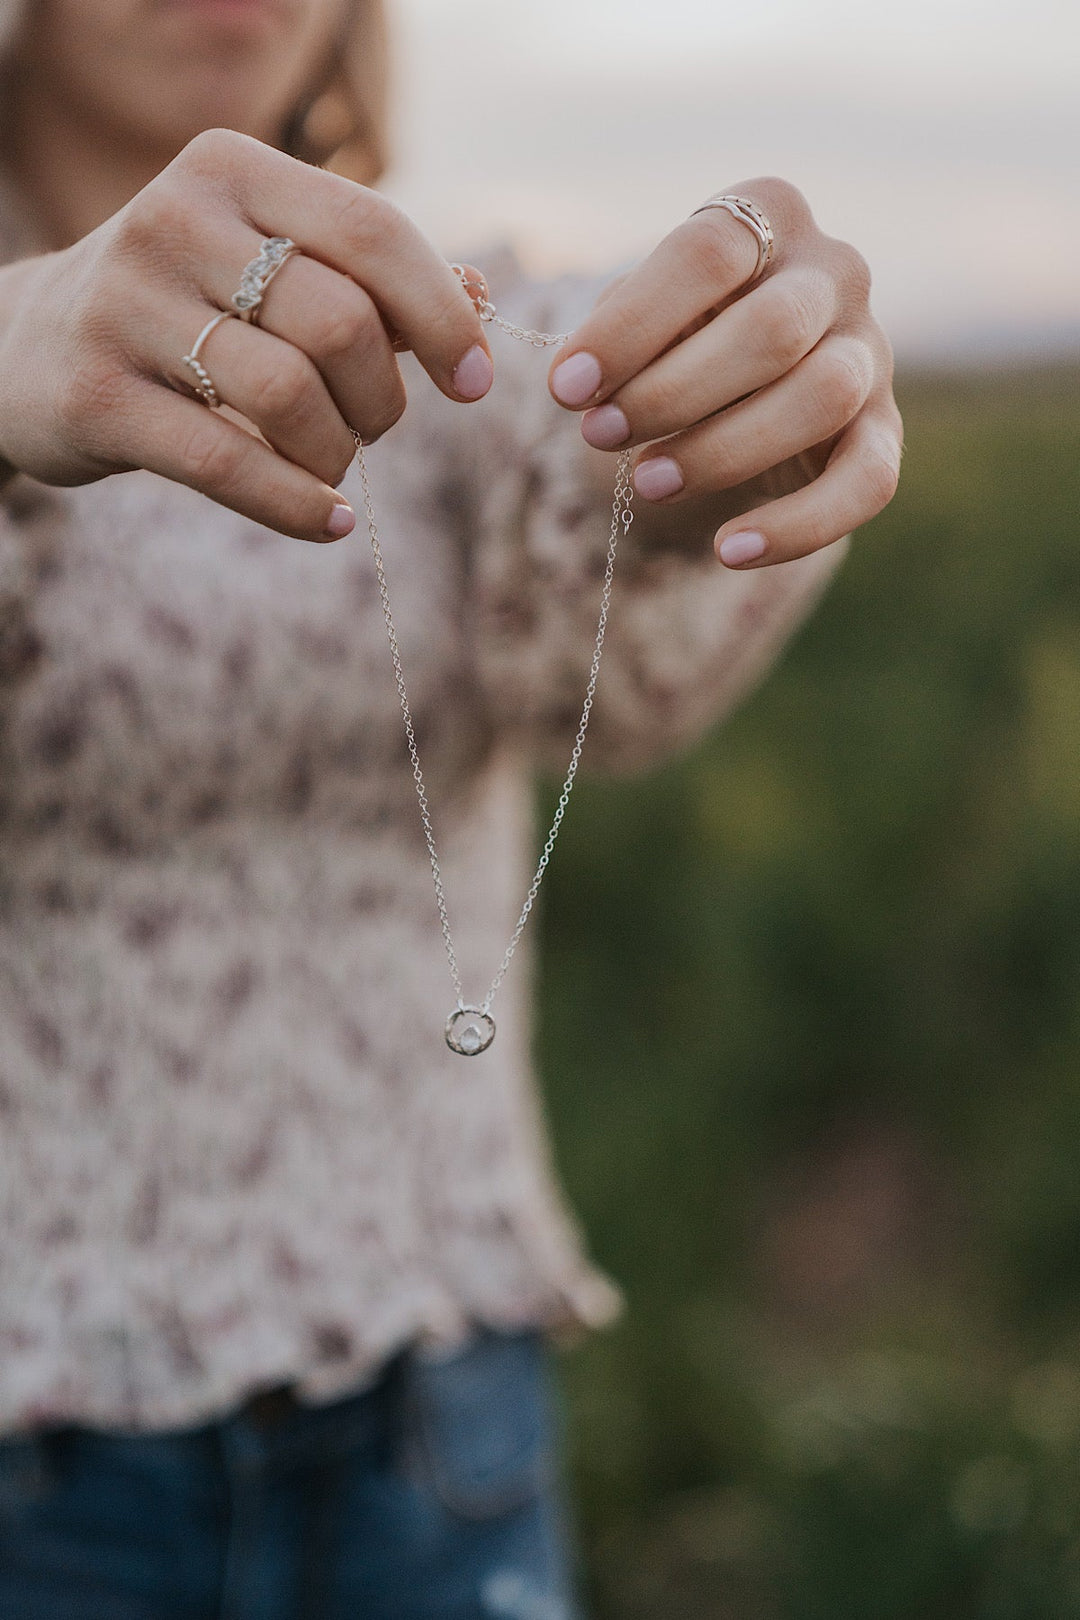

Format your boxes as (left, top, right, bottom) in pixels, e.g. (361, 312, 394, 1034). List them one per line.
(0, 1258, 622, 1438)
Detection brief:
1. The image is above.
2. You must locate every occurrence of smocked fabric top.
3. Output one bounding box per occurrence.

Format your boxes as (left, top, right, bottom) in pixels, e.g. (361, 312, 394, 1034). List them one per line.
(0, 182, 845, 1433)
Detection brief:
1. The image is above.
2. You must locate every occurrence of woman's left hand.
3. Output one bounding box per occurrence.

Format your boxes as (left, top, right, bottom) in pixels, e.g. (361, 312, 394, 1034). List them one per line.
(546, 177, 902, 569)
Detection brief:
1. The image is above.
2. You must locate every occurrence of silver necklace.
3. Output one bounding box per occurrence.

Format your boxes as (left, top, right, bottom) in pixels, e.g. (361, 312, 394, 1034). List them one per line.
(352, 268, 635, 1057)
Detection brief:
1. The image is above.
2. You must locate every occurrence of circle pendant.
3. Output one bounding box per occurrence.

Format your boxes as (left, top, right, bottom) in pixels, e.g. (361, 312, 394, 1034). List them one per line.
(445, 1006, 496, 1057)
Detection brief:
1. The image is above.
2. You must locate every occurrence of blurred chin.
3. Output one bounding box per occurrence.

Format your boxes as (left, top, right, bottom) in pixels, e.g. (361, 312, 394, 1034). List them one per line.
(154, 0, 287, 20)
(122, 66, 286, 149)
(98, 20, 306, 150)
(149, 0, 288, 68)
(21, 0, 340, 156)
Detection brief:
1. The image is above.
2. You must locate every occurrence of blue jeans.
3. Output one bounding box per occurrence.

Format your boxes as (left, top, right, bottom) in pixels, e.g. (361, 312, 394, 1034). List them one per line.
(0, 1330, 580, 1620)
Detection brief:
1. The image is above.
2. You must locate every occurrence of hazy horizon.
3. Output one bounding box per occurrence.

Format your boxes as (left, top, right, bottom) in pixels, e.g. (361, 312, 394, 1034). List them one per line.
(382, 0, 1080, 362)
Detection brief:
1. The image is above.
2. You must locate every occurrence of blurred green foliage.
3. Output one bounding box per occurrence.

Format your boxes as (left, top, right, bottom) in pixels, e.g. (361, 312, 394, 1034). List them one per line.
(536, 362, 1080, 1618)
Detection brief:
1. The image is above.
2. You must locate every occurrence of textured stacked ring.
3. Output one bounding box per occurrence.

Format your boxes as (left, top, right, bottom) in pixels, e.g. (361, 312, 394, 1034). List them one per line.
(690, 193, 775, 283)
(181, 310, 235, 409)
(230, 235, 299, 325)
(180, 236, 302, 408)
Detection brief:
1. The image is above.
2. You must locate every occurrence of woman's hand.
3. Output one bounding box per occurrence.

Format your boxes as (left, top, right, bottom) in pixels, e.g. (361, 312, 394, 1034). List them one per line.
(547, 177, 902, 568)
(0, 129, 493, 542)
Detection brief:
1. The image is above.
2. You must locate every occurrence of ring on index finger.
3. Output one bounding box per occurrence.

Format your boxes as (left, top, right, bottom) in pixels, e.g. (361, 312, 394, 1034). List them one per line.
(181, 309, 235, 408)
(690, 194, 775, 284)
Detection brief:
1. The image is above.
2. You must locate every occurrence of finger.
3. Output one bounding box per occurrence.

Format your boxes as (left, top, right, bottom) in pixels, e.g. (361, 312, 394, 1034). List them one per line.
(250, 254, 407, 446)
(179, 130, 493, 402)
(548, 177, 808, 410)
(451, 262, 489, 314)
(387, 264, 486, 352)
(135, 386, 355, 543)
(631, 333, 876, 502)
(182, 217, 408, 443)
(168, 305, 356, 488)
(712, 404, 903, 568)
(593, 268, 633, 309)
(579, 268, 836, 451)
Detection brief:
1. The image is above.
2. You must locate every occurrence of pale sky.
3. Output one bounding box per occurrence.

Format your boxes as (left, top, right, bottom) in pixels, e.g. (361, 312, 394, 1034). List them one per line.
(381, 0, 1080, 360)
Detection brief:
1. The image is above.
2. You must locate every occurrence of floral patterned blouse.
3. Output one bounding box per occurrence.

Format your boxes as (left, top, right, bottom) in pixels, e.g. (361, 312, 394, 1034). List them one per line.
(0, 181, 844, 1433)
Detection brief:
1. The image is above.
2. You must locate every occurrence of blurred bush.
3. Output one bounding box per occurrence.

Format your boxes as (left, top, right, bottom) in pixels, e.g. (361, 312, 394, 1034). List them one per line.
(537, 362, 1080, 1618)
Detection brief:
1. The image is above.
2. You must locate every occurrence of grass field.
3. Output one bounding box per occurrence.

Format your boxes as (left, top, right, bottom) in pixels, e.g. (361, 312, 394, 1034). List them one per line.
(536, 362, 1080, 1617)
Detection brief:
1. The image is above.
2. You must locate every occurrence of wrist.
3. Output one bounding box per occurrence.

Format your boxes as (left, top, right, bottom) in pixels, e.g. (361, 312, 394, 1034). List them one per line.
(0, 252, 59, 483)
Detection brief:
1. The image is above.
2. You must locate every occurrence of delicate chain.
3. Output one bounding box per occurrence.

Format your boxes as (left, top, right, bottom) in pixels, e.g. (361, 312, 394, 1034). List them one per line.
(484, 447, 632, 1010)
(353, 282, 635, 1039)
(478, 306, 571, 350)
(452, 263, 573, 351)
(353, 444, 467, 1003)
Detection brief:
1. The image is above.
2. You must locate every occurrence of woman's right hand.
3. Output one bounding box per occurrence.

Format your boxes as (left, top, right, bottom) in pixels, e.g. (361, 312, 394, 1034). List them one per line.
(0, 128, 493, 541)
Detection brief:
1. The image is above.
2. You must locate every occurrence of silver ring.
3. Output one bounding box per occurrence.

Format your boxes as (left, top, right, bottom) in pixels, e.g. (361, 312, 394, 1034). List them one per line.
(181, 309, 235, 409)
(691, 193, 775, 283)
(231, 236, 300, 325)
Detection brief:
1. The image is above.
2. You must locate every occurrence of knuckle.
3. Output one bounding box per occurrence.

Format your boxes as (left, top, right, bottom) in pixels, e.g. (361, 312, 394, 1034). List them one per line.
(761, 175, 808, 211)
(851, 328, 896, 407)
(631, 368, 683, 431)
(249, 351, 317, 427)
(749, 175, 811, 229)
(686, 213, 749, 287)
(775, 280, 821, 361)
(833, 240, 873, 304)
(758, 289, 814, 372)
(365, 388, 407, 441)
(309, 296, 378, 362)
(168, 129, 255, 216)
(180, 126, 247, 175)
(860, 430, 902, 509)
(883, 396, 904, 447)
(620, 308, 656, 363)
(114, 177, 188, 259)
(333, 186, 401, 258)
(701, 435, 740, 490)
(813, 342, 870, 423)
(177, 421, 245, 490)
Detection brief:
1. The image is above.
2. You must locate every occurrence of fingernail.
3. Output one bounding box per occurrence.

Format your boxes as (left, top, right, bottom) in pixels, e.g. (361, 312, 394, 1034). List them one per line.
(634, 455, 684, 501)
(551, 351, 602, 407)
(326, 503, 355, 539)
(452, 343, 493, 401)
(718, 530, 768, 567)
(581, 403, 630, 450)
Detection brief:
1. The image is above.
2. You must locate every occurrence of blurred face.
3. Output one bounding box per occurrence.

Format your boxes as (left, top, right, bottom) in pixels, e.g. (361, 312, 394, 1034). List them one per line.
(11, 0, 350, 154)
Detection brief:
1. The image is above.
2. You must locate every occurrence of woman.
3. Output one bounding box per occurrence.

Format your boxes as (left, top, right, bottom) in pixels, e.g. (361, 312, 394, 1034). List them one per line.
(0, 0, 902, 1613)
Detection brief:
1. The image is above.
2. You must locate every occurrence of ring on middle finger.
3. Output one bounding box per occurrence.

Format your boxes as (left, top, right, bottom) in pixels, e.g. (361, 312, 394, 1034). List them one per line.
(231, 236, 300, 326)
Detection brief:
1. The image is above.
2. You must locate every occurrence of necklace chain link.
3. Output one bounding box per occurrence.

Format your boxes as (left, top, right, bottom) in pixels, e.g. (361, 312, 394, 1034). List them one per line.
(353, 281, 634, 1052)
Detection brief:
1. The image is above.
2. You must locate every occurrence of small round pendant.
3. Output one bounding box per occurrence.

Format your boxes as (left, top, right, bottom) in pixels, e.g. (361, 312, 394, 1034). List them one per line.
(445, 1006, 496, 1057)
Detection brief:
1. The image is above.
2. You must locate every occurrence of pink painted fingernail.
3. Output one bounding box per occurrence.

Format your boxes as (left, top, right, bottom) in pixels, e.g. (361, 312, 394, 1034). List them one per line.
(718, 530, 768, 567)
(634, 456, 684, 501)
(326, 503, 355, 539)
(581, 403, 630, 449)
(452, 343, 493, 401)
(551, 351, 603, 407)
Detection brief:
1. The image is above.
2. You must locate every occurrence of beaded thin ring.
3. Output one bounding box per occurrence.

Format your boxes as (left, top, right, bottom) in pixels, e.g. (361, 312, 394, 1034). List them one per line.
(181, 310, 236, 409)
(691, 193, 775, 283)
(231, 236, 300, 326)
